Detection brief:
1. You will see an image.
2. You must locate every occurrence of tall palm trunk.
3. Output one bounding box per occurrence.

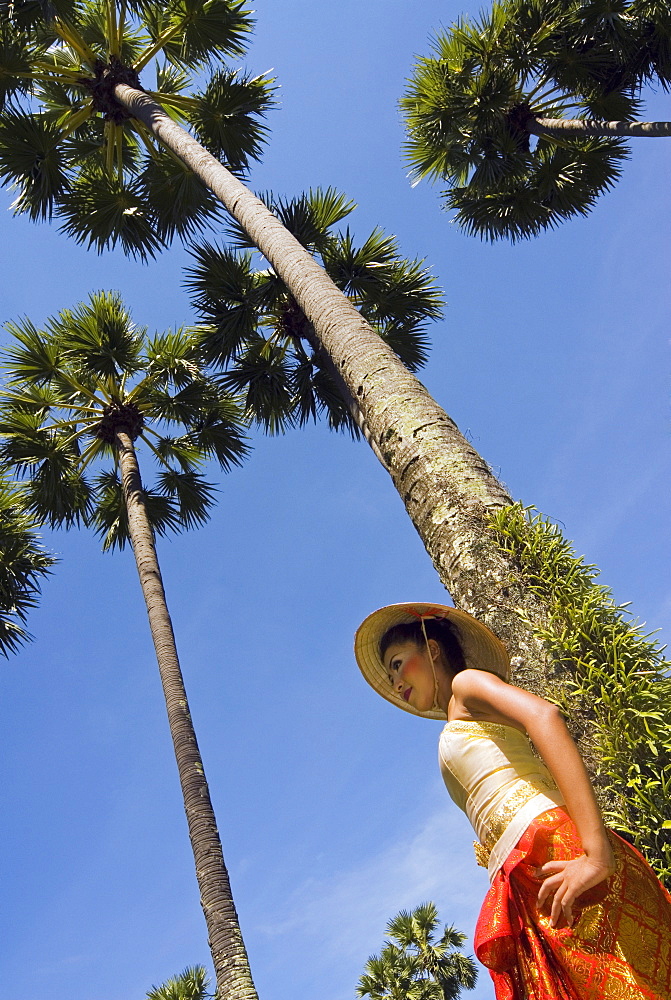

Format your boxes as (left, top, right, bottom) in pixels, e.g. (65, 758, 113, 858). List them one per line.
(115, 85, 554, 696)
(115, 428, 258, 1000)
(529, 117, 671, 138)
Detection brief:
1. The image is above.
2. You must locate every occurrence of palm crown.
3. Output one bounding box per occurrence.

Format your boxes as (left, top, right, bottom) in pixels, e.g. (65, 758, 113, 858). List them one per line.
(146, 965, 211, 1000)
(402, 0, 670, 240)
(0, 290, 248, 547)
(186, 188, 444, 435)
(0, 0, 275, 257)
(358, 903, 477, 1000)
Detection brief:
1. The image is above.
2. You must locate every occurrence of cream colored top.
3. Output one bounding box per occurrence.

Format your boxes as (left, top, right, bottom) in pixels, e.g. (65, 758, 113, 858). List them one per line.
(438, 719, 565, 881)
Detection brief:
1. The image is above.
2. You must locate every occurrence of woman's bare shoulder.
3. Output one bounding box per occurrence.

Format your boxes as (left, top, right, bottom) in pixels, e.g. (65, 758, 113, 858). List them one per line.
(451, 669, 558, 731)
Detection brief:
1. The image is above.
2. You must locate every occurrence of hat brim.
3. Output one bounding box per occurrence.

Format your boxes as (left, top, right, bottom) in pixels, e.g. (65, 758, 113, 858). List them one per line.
(354, 602, 510, 720)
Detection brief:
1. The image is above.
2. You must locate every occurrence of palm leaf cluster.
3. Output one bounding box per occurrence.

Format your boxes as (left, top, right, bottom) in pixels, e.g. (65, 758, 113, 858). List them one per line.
(357, 903, 477, 1000)
(402, 0, 671, 240)
(146, 965, 212, 1000)
(0, 0, 275, 257)
(0, 475, 55, 655)
(0, 290, 248, 550)
(186, 188, 444, 435)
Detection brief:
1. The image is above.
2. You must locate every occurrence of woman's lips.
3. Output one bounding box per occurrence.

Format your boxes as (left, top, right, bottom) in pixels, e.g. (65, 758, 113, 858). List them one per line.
(403, 687, 412, 702)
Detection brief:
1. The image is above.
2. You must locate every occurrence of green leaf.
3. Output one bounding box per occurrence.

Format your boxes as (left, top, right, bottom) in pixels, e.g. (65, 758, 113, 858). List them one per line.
(57, 166, 165, 260)
(2, 318, 61, 385)
(50, 291, 145, 378)
(188, 68, 275, 172)
(142, 0, 253, 70)
(185, 245, 262, 362)
(156, 467, 215, 529)
(137, 146, 223, 241)
(146, 965, 210, 1000)
(0, 475, 55, 656)
(181, 398, 249, 469)
(217, 341, 295, 434)
(0, 111, 71, 220)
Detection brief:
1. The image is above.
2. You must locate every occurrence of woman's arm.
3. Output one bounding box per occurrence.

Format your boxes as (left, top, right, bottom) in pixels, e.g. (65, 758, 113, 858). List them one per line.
(450, 669, 616, 927)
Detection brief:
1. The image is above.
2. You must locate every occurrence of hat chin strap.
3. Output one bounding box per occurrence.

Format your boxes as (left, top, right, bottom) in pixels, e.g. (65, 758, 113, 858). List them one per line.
(420, 617, 443, 715)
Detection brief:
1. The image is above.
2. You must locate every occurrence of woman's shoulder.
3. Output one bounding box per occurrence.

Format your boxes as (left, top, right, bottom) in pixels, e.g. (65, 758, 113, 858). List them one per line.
(451, 667, 509, 698)
(449, 670, 530, 733)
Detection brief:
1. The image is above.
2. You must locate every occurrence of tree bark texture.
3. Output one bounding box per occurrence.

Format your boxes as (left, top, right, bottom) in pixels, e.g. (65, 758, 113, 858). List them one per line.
(530, 117, 671, 138)
(115, 430, 258, 1000)
(114, 85, 574, 702)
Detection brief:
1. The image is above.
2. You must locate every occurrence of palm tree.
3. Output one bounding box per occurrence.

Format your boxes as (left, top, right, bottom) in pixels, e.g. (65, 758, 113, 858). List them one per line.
(358, 903, 477, 1000)
(147, 965, 213, 1000)
(402, 0, 671, 240)
(358, 946, 437, 1000)
(0, 0, 616, 713)
(0, 0, 275, 257)
(0, 475, 55, 655)
(0, 291, 256, 1000)
(186, 187, 443, 458)
(385, 904, 477, 1000)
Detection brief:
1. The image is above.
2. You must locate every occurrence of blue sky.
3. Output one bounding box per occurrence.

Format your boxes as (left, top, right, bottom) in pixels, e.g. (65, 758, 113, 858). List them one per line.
(1, 2, 669, 1000)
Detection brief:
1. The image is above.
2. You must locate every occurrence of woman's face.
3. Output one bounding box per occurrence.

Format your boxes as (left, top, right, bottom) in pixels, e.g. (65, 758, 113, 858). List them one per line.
(383, 639, 441, 713)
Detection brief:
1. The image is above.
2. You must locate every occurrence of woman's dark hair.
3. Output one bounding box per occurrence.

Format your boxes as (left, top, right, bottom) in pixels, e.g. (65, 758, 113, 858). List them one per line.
(379, 617, 466, 673)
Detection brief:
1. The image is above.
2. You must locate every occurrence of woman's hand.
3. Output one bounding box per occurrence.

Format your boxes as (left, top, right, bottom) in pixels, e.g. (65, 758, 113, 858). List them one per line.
(537, 850, 616, 928)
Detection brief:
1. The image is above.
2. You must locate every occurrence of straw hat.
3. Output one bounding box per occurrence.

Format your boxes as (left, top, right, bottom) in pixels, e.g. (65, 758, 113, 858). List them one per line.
(354, 602, 510, 720)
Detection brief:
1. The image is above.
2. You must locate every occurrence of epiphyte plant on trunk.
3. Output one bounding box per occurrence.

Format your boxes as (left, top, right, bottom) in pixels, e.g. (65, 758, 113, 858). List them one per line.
(401, 0, 671, 240)
(0, 291, 258, 1000)
(0, 0, 275, 257)
(186, 187, 443, 451)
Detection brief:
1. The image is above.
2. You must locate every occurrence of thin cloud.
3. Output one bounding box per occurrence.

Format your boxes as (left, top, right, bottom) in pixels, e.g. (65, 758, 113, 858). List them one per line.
(254, 797, 493, 999)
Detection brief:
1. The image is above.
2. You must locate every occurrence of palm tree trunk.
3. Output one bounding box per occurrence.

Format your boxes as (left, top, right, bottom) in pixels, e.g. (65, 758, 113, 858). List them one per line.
(530, 117, 671, 138)
(115, 429, 258, 1000)
(112, 85, 560, 697)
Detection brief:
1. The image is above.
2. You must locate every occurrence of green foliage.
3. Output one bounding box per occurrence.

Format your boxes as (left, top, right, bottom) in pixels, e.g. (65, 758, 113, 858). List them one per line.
(402, 0, 669, 240)
(0, 0, 276, 258)
(358, 902, 477, 1000)
(489, 503, 671, 883)
(0, 290, 249, 550)
(187, 187, 444, 436)
(0, 476, 55, 655)
(146, 965, 212, 1000)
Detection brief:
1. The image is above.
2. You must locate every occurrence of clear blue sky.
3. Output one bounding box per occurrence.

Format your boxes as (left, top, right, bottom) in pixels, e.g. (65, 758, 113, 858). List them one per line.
(1, 3, 669, 1000)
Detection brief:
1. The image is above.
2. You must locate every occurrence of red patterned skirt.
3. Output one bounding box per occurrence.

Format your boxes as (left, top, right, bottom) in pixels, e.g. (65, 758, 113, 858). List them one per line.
(474, 808, 671, 999)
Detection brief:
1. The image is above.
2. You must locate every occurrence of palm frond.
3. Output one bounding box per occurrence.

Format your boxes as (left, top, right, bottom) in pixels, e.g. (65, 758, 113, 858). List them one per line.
(0, 476, 56, 656)
(185, 245, 261, 363)
(139, 0, 253, 71)
(0, 110, 71, 219)
(2, 317, 61, 385)
(156, 467, 215, 529)
(146, 965, 210, 1000)
(188, 68, 275, 173)
(57, 166, 165, 260)
(137, 147, 223, 242)
(181, 398, 249, 469)
(216, 341, 295, 435)
(50, 290, 145, 378)
(91, 468, 182, 550)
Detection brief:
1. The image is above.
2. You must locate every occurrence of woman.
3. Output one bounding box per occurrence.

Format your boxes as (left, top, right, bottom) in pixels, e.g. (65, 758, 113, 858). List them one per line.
(354, 602, 671, 1000)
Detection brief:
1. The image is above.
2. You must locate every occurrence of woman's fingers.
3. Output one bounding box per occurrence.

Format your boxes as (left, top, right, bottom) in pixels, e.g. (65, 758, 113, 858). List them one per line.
(536, 855, 615, 928)
(550, 886, 575, 928)
(537, 870, 564, 907)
